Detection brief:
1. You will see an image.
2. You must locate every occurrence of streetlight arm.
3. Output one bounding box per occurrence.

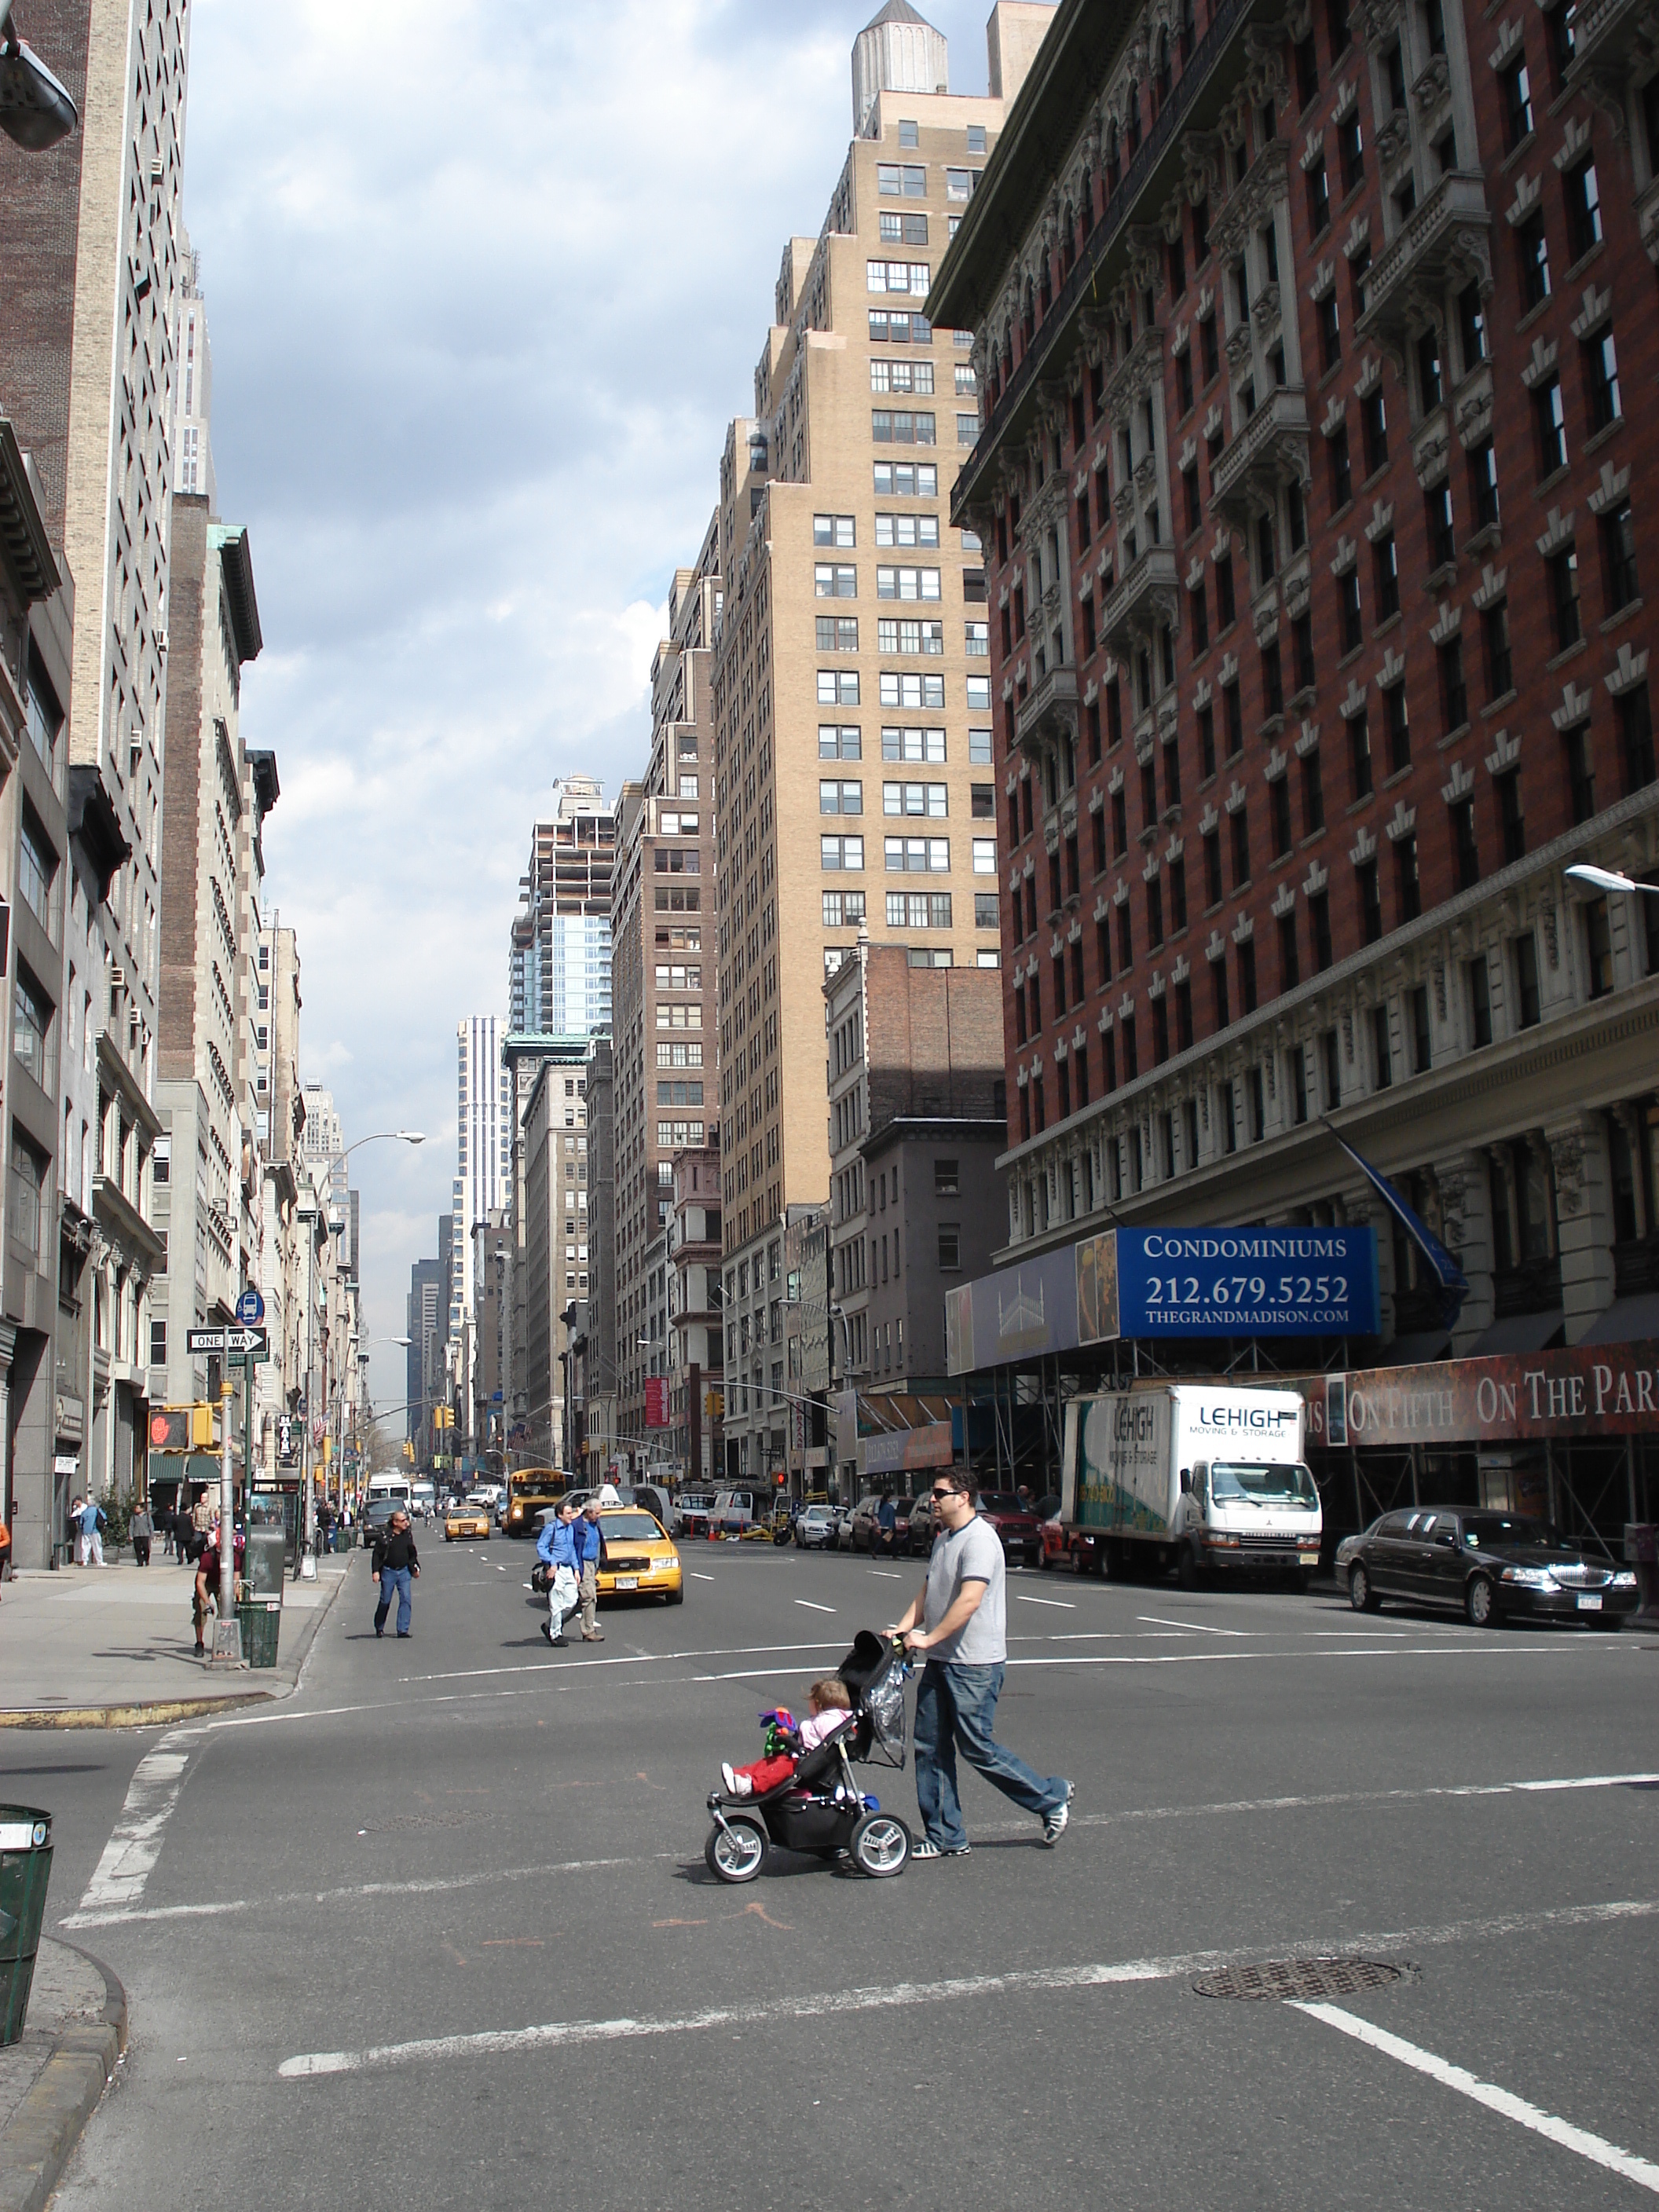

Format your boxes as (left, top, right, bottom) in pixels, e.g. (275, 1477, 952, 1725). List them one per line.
(1565, 862, 1648, 895)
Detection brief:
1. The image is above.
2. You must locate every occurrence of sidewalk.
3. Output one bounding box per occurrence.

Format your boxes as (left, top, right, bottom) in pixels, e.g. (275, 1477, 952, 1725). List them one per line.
(0, 1939, 125, 2212)
(0, 1558, 350, 1727)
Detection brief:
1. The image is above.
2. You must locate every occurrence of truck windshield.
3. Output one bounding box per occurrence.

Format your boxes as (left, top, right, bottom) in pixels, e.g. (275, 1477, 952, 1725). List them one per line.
(1210, 1461, 1318, 1506)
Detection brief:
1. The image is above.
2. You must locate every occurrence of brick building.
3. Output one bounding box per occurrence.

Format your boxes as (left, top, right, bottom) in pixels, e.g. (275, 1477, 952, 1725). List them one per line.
(931, 0, 1659, 1374)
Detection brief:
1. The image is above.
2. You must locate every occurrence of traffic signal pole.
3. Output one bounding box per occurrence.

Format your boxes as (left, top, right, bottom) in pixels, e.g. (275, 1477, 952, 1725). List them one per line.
(208, 1378, 242, 1666)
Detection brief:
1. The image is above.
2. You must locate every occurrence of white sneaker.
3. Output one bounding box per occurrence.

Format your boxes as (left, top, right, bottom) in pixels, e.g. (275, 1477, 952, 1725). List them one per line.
(722, 1763, 752, 1796)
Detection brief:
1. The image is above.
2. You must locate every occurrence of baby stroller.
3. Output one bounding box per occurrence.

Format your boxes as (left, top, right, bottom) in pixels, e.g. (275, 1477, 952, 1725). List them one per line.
(704, 1630, 912, 1882)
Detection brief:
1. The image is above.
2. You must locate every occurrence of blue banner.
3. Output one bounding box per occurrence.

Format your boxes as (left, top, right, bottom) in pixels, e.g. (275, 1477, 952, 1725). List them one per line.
(1115, 1226, 1380, 1338)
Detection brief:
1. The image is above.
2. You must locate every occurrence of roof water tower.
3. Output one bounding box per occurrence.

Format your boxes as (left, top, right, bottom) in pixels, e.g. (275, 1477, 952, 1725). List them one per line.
(851, 0, 950, 135)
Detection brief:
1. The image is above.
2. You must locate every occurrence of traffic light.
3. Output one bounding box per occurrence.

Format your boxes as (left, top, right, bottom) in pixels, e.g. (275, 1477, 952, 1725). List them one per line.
(149, 1405, 214, 1452)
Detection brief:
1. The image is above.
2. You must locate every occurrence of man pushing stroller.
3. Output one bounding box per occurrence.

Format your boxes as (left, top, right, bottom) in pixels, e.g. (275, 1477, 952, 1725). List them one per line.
(890, 1469, 1072, 1859)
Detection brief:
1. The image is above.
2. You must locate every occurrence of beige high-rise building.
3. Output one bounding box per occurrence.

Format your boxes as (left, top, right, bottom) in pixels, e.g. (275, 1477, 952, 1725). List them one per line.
(610, 518, 721, 1465)
(712, 2, 1053, 1481)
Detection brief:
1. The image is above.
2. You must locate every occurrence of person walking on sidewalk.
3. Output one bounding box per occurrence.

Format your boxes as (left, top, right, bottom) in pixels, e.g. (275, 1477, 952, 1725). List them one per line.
(890, 1470, 1073, 1859)
(537, 1496, 580, 1646)
(370, 1509, 420, 1639)
(573, 1496, 605, 1642)
(130, 1503, 154, 1566)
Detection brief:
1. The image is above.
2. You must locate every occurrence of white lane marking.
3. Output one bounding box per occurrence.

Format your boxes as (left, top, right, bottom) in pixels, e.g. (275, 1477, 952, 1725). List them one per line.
(1004, 1640, 1626, 1672)
(398, 1639, 844, 1684)
(1016, 1594, 1076, 1610)
(1137, 1614, 1249, 1636)
(689, 1573, 716, 1583)
(77, 1735, 192, 1914)
(64, 1852, 645, 1932)
(793, 1599, 837, 1613)
(1293, 2002, 1659, 2196)
(868, 1569, 904, 1580)
(280, 1897, 1659, 2082)
(69, 1778, 1659, 1933)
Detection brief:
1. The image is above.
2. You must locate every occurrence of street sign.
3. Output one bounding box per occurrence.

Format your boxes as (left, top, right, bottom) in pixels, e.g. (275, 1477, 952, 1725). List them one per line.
(235, 1288, 266, 1326)
(187, 1326, 267, 1356)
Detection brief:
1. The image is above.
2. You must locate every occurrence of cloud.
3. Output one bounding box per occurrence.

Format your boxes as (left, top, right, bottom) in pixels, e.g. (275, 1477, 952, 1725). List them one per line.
(181, 0, 1005, 1418)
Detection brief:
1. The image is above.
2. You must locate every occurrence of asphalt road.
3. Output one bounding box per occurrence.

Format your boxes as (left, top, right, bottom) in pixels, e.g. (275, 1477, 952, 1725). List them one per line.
(7, 1532, 1657, 2210)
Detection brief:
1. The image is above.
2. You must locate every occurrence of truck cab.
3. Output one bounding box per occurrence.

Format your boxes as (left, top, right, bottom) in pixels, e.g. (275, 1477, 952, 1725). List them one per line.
(1177, 1456, 1323, 1588)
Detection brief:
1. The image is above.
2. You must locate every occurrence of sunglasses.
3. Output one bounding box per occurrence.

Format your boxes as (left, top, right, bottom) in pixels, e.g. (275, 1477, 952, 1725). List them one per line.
(930, 1485, 963, 1500)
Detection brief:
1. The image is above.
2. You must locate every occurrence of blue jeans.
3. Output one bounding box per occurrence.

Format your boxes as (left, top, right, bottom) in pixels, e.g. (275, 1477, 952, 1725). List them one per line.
(375, 1568, 412, 1635)
(913, 1659, 1066, 1849)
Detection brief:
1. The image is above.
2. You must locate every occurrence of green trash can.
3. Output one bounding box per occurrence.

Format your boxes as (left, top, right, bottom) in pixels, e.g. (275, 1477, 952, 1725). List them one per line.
(0, 1807, 53, 2045)
(234, 1597, 281, 1668)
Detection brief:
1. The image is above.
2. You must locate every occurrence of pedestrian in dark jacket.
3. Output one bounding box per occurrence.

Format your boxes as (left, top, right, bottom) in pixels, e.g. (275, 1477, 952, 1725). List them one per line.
(130, 1504, 154, 1566)
(371, 1511, 420, 1638)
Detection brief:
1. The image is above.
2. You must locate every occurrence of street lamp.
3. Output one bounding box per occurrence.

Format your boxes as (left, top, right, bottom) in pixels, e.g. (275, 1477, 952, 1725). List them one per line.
(1565, 863, 1654, 895)
(0, 1, 77, 151)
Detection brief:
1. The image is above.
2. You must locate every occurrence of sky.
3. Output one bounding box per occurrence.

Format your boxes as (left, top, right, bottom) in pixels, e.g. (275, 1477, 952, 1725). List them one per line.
(181, 0, 1015, 1421)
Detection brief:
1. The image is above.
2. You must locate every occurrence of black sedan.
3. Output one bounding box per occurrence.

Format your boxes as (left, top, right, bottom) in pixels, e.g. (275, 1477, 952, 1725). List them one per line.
(1335, 1507, 1639, 1628)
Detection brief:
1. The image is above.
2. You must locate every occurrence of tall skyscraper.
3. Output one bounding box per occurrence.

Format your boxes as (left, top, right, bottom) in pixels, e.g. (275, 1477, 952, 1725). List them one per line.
(610, 522, 721, 1453)
(449, 1013, 509, 1428)
(712, 3, 1046, 1479)
(509, 777, 616, 1038)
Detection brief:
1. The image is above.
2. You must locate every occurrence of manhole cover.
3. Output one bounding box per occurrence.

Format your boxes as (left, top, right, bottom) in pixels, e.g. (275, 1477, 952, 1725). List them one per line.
(1191, 1957, 1409, 2001)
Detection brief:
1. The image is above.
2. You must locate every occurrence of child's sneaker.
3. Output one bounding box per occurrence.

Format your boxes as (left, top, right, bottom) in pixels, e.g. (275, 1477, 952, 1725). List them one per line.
(720, 1763, 752, 1796)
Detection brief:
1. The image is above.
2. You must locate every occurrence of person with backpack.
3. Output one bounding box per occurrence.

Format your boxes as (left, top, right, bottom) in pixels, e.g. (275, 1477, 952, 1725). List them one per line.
(370, 1509, 420, 1639)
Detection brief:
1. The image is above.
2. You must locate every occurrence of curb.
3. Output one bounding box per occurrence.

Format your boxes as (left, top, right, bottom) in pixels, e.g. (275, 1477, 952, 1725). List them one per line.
(0, 1693, 273, 1731)
(0, 1565, 350, 1731)
(0, 1940, 127, 2212)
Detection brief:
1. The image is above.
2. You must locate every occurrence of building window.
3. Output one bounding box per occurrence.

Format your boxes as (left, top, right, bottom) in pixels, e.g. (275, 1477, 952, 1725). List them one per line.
(819, 724, 862, 759)
(1565, 157, 1603, 262)
(822, 891, 866, 927)
(820, 836, 864, 870)
(1339, 569, 1363, 655)
(1393, 832, 1420, 923)
(817, 615, 859, 652)
(1584, 330, 1621, 434)
(1411, 983, 1432, 1073)
(938, 1224, 961, 1269)
(1601, 501, 1639, 613)
(1584, 895, 1614, 998)
(1482, 600, 1514, 701)
(1349, 712, 1373, 800)
(1426, 482, 1456, 570)
(1517, 204, 1553, 307)
(1619, 685, 1657, 793)
(1357, 857, 1382, 944)
(1373, 531, 1400, 621)
(1505, 932, 1543, 1034)
(820, 778, 863, 814)
(1372, 1004, 1392, 1089)
(1535, 376, 1568, 477)
(1468, 955, 1492, 1046)
(1468, 438, 1500, 533)
(1452, 796, 1480, 889)
(815, 564, 856, 598)
(1549, 545, 1582, 654)
(1502, 55, 1534, 149)
(813, 513, 855, 546)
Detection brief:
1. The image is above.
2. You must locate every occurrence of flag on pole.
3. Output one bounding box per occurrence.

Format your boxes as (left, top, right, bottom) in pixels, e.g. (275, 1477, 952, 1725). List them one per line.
(1325, 1125, 1467, 1327)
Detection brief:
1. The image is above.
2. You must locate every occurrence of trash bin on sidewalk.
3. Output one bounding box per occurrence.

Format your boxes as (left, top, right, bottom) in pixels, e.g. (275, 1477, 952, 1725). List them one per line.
(234, 1598, 281, 1668)
(0, 1807, 53, 2044)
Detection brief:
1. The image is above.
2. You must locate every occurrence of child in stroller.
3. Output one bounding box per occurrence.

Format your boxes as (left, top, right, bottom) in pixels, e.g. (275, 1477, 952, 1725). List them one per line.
(720, 1678, 851, 1796)
(704, 1631, 913, 1882)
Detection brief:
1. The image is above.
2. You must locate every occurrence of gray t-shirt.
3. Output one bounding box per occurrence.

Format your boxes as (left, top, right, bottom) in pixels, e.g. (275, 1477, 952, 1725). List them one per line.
(923, 1514, 1005, 1664)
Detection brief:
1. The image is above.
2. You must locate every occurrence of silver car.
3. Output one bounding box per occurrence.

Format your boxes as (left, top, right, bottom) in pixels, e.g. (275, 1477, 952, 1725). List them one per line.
(794, 1503, 836, 1550)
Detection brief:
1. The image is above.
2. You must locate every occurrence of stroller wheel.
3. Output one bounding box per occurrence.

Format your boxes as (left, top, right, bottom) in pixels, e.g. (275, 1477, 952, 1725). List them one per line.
(704, 1814, 768, 1884)
(849, 1809, 912, 1878)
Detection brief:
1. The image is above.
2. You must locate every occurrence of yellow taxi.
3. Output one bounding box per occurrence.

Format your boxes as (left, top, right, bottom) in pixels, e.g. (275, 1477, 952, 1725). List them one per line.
(444, 1502, 491, 1543)
(593, 1507, 683, 1606)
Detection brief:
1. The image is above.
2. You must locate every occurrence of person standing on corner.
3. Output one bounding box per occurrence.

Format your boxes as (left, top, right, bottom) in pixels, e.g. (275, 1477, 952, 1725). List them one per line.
(573, 1496, 605, 1643)
(371, 1507, 420, 1639)
(890, 1470, 1073, 1859)
(130, 1500, 154, 1566)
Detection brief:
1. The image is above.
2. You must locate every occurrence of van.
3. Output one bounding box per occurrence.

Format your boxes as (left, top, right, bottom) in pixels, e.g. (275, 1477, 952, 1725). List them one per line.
(711, 1488, 767, 1535)
(367, 1474, 411, 1507)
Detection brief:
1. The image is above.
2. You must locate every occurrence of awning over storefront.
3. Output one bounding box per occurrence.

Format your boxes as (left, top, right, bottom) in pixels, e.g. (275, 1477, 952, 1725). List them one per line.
(1579, 1295, 1659, 1346)
(1463, 1312, 1565, 1357)
(1316, 1337, 1659, 1449)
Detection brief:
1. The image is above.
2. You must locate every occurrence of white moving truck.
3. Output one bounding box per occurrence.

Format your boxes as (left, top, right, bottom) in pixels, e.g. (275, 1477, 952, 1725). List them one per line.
(1059, 1382, 1321, 1588)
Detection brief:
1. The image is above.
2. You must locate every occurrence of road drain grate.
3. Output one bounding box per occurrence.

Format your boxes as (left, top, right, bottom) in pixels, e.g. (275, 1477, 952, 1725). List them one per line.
(1191, 1957, 1409, 2001)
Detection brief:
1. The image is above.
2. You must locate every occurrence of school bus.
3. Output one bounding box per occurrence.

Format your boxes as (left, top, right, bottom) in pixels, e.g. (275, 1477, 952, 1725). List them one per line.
(505, 1467, 566, 1536)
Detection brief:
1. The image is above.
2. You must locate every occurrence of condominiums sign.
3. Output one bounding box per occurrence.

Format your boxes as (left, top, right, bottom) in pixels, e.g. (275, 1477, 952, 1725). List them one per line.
(945, 1225, 1379, 1372)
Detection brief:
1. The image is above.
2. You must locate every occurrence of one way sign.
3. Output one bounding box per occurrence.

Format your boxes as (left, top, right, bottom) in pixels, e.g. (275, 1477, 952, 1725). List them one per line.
(187, 1326, 268, 1356)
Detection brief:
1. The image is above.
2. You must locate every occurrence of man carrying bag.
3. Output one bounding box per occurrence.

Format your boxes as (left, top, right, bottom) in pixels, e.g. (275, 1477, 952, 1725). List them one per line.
(537, 1497, 581, 1647)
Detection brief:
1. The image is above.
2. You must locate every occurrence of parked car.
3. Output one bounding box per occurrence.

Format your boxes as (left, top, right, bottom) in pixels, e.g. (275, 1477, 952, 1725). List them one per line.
(827, 1504, 856, 1551)
(1336, 1507, 1639, 1628)
(850, 1492, 910, 1555)
(973, 1491, 1043, 1566)
(794, 1503, 837, 1550)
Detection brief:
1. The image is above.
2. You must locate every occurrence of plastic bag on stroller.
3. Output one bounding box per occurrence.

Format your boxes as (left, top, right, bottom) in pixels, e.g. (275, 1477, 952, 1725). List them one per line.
(838, 1627, 909, 1769)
